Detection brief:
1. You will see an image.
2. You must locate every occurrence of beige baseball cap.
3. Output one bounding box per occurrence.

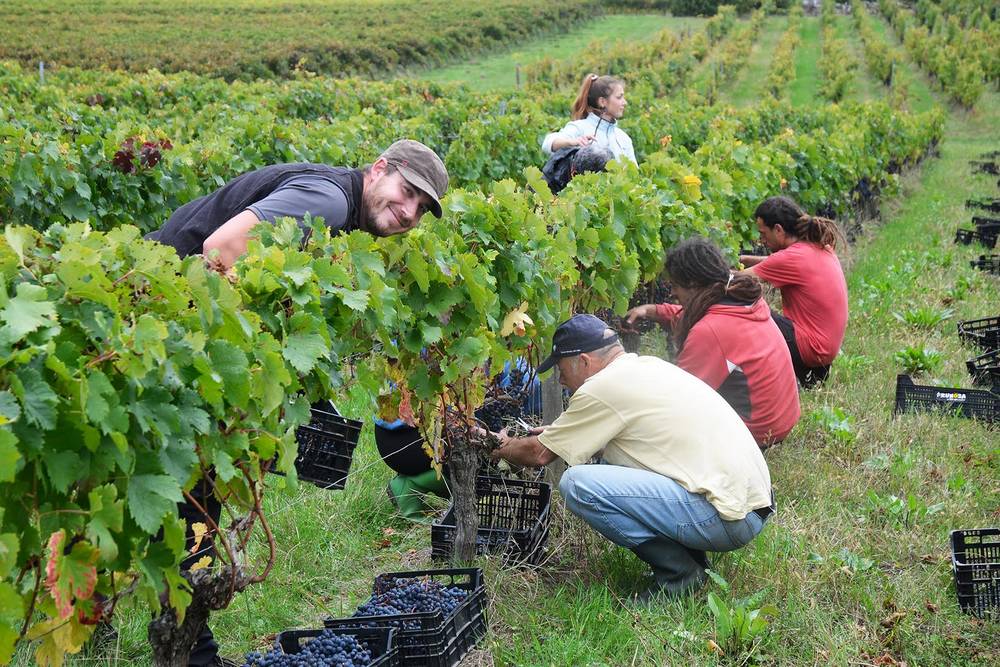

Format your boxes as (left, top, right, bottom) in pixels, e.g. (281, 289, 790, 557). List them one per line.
(379, 139, 449, 218)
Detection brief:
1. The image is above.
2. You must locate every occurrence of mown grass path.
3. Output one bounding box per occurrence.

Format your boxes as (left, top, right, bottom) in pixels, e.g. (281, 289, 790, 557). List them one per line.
(789, 17, 822, 105)
(867, 8, 938, 114)
(418, 14, 706, 92)
(720, 15, 785, 106)
(835, 14, 881, 103)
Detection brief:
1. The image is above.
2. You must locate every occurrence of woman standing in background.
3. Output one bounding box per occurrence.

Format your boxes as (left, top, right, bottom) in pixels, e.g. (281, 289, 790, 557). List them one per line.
(542, 73, 637, 164)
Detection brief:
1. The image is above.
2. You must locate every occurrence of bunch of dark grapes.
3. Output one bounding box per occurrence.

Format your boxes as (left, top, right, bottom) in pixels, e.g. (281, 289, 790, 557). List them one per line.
(241, 630, 371, 666)
(353, 577, 468, 630)
(474, 394, 524, 434)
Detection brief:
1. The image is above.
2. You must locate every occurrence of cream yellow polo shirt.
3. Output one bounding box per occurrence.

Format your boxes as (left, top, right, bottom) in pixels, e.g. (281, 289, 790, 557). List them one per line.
(538, 353, 772, 520)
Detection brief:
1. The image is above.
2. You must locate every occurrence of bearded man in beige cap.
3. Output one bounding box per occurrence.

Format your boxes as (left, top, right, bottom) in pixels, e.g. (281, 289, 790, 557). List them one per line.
(147, 139, 449, 267)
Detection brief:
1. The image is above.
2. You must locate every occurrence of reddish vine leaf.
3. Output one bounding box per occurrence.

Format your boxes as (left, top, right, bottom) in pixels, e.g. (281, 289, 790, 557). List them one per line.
(44, 531, 99, 619)
(398, 386, 416, 426)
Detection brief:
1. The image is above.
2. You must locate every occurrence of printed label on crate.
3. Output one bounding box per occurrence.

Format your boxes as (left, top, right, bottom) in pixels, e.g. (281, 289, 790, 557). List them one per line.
(935, 391, 967, 402)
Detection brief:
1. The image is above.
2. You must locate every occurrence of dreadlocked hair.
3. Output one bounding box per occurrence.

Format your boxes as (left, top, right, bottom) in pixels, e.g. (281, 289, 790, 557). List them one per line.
(665, 237, 762, 351)
(571, 73, 623, 121)
(754, 195, 845, 249)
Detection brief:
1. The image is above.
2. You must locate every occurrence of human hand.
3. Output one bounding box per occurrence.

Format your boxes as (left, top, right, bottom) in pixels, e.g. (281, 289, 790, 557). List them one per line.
(622, 304, 654, 332)
(576, 135, 596, 147)
(489, 428, 510, 460)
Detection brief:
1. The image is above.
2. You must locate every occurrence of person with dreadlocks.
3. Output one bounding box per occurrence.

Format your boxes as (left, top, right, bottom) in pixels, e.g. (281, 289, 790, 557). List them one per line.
(541, 73, 636, 164)
(624, 238, 800, 447)
(739, 196, 848, 388)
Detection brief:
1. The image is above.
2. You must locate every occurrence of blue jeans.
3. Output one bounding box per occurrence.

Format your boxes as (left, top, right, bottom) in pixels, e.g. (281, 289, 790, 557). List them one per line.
(559, 464, 769, 552)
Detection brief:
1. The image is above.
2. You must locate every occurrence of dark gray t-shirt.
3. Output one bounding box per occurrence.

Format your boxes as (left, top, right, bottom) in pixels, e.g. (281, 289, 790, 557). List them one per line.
(245, 173, 351, 227)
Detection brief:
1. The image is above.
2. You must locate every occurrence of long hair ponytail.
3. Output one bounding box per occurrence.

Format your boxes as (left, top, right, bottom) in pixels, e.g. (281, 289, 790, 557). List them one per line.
(571, 73, 623, 121)
(665, 238, 762, 351)
(754, 196, 845, 249)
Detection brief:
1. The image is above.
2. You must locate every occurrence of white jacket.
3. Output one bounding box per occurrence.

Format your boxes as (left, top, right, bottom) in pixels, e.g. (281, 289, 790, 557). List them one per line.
(541, 112, 637, 164)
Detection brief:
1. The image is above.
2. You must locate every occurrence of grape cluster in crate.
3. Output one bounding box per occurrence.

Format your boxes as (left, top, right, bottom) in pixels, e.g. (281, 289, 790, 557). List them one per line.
(241, 569, 488, 667)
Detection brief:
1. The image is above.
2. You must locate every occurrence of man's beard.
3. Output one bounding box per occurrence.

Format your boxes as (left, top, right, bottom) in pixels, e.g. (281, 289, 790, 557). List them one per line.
(360, 185, 399, 237)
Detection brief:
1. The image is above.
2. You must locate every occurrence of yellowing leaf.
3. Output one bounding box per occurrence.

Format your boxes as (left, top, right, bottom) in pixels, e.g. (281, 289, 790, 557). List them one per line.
(500, 302, 534, 337)
(189, 555, 212, 571)
(189, 522, 208, 554)
(680, 174, 702, 201)
(28, 614, 90, 667)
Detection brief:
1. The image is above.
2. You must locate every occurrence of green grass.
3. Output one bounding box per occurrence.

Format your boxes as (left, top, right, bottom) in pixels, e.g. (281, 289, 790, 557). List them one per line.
(789, 17, 821, 106)
(416, 14, 706, 92)
(720, 16, 785, 107)
(866, 10, 938, 115)
(836, 16, 881, 103)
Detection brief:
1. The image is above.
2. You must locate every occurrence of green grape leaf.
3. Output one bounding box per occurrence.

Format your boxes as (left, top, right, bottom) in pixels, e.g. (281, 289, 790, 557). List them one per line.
(0, 582, 23, 662)
(282, 332, 328, 374)
(45, 450, 82, 494)
(0, 391, 21, 425)
(12, 367, 58, 430)
(83, 371, 115, 425)
(133, 314, 168, 362)
(420, 323, 443, 345)
(1, 283, 57, 341)
(406, 249, 431, 293)
(127, 474, 183, 534)
(207, 340, 250, 408)
(157, 439, 199, 486)
(86, 484, 123, 561)
(333, 287, 369, 311)
(3, 226, 37, 263)
(0, 430, 20, 482)
(56, 260, 115, 309)
(0, 533, 19, 578)
(161, 512, 186, 559)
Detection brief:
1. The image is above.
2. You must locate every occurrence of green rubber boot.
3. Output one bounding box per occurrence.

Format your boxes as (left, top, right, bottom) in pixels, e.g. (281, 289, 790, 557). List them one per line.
(386, 470, 450, 521)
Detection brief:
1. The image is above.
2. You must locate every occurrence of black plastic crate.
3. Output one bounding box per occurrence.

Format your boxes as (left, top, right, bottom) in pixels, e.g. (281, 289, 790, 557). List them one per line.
(271, 400, 363, 490)
(477, 459, 546, 482)
(954, 227, 999, 248)
(739, 243, 771, 257)
(971, 215, 1000, 229)
(432, 476, 552, 566)
(274, 626, 398, 665)
(965, 198, 1000, 214)
(969, 254, 1000, 275)
(966, 349, 1000, 388)
(893, 375, 999, 424)
(970, 160, 999, 175)
(958, 316, 1000, 352)
(950, 529, 1000, 618)
(325, 567, 487, 667)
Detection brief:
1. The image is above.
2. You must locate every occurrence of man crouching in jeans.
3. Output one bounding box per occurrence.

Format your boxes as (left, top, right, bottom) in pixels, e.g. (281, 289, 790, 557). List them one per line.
(492, 314, 775, 600)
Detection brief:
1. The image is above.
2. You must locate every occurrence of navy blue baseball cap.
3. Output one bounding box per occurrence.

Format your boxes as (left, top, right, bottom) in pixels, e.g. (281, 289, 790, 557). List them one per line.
(537, 314, 620, 373)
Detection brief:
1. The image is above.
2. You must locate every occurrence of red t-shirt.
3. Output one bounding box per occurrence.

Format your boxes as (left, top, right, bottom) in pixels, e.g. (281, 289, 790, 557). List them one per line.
(654, 299, 801, 445)
(752, 242, 848, 367)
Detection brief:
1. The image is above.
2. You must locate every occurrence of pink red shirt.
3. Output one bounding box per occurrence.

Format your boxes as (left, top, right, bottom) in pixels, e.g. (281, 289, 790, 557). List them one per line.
(752, 242, 848, 367)
(654, 299, 800, 445)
